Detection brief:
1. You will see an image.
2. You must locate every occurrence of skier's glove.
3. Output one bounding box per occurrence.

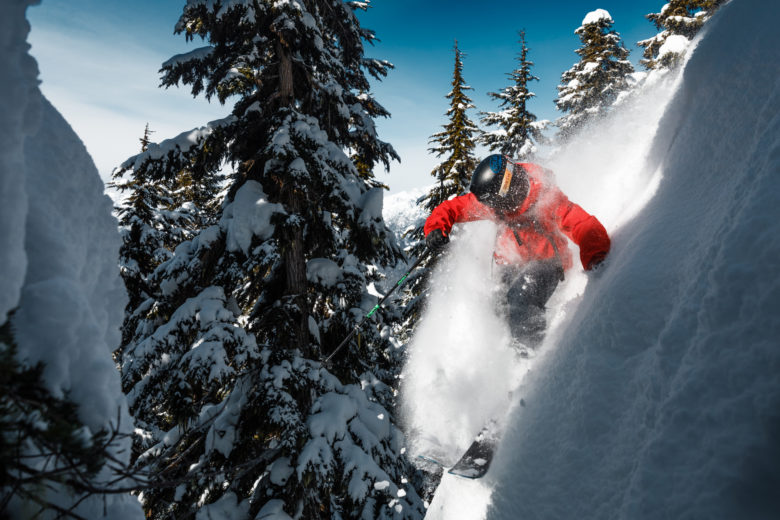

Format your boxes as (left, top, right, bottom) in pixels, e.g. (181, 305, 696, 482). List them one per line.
(587, 252, 607, 271)
(425, 229, 450, 252)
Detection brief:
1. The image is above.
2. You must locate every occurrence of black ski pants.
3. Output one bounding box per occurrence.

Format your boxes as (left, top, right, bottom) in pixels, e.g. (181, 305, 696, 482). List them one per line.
(499, 260, 562, 348)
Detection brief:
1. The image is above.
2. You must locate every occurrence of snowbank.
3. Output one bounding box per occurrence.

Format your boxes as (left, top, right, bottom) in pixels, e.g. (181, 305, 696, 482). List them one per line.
(489, 0, 780, 518)
(0, 0, 36, 325)
(14, 98, 130, 426)
(2, 2, 142, 517)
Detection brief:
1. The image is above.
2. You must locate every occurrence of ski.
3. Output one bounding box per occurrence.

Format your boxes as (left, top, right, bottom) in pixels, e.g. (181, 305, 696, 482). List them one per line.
(416, 421, 500, 480)
(447, 425, 498, 479)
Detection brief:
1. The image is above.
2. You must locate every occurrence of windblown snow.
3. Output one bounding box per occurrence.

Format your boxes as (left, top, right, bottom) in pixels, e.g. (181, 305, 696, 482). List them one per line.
(392, 0, 780, 518)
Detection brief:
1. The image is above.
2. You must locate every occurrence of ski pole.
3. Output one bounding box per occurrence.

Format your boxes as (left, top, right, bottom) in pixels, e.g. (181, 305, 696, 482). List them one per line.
(322, 249, 430, 366)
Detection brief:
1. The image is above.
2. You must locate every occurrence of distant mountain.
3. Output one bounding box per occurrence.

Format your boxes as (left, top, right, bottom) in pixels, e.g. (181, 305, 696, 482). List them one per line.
(383, 186, 429, 253)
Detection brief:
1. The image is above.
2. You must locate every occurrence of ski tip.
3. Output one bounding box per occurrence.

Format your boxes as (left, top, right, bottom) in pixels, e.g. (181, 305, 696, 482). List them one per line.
(447, 467, 489, 479)
(447, 455, 492, 479)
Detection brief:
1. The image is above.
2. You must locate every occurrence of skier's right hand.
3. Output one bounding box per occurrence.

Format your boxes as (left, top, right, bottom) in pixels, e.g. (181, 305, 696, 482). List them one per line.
(425, 229, 450, 252)
(587, 251, 607, 271)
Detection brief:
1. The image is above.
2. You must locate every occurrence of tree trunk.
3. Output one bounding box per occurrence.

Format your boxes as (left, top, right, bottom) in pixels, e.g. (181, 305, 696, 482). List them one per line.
(278, 41, 294, 107)
(277, 42, 309, 354)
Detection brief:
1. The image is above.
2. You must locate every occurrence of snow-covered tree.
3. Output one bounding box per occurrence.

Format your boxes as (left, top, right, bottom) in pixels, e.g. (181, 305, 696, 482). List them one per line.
(638, 0, 727, 69)
(109, 165, 175, 313)
(110, 125, 223, 348)
(480, 30, 546, 160)
(555, 9, 635, 139)
(401, 40, 479, 330)
(117, 1, 425, 518)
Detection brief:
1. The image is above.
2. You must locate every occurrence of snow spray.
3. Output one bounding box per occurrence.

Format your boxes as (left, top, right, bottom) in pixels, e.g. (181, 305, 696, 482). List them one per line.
(400, 220, 527, 464)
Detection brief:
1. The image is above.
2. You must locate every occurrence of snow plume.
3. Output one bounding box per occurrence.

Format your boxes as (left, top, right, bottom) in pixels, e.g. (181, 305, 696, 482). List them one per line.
(544, 64, 689, 235)
(400, 222, 525, 464)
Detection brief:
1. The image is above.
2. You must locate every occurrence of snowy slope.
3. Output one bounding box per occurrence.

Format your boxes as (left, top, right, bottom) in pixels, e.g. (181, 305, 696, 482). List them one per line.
(2, 2, 142, 517)
(486, 1, 779, 518)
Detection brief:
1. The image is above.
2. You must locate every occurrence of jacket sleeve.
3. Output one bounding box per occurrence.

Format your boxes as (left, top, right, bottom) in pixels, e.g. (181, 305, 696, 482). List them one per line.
(423, 193, 490, 237)
(553, 190, 611, 270)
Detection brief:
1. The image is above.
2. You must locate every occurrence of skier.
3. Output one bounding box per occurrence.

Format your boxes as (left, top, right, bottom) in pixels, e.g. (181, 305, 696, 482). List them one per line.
(424, 154, 610, 351)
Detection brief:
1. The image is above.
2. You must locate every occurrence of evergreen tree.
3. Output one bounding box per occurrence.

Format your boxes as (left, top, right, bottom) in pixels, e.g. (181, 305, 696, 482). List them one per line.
(480, 30, 546, 160)
(109, 133, 178, 314)
(402, 40, 479, 331)
(110, 125, 222, 347)
(638, 0, 727, 69)
(425, 40, 480, 206)
(554, 9, 634, 139)
(118, 2, 424, 518)
(139, 122, 154, 152)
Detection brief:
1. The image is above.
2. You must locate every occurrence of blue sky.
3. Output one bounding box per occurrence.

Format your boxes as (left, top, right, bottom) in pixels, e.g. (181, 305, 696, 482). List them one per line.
(28, 0, 664, 194)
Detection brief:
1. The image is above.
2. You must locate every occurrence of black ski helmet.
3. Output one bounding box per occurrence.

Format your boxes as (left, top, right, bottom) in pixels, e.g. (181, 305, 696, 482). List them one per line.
(469, 154, 529, 213)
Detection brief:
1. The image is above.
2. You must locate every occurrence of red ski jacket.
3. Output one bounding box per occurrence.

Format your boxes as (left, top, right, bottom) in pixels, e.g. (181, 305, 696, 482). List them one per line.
(423, 163, 610, 271)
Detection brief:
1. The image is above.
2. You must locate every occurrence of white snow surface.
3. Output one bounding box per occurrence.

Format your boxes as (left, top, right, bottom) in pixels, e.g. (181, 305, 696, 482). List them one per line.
(2, 2, 142, 517)
(307, 257, 342, 286)
(255, 499, 294, 520)
(582, 8, 612, 26)
(396, 0, 780, 518)
(658, 33, 691, 58)
(0, 0, 36, 325)
(490, 4, 780, 517)
(221, 180, 284, 255)
(357, 186, 385, 225)
(195, 492, 249, 520)
(120, 115, 236, 172)
(14, 96, 133, 427)
(161, 45, 215, 69)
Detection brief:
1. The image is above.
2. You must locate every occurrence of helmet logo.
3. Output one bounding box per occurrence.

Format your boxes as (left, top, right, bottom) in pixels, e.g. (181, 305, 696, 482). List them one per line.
(498, 165, 513, 197)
